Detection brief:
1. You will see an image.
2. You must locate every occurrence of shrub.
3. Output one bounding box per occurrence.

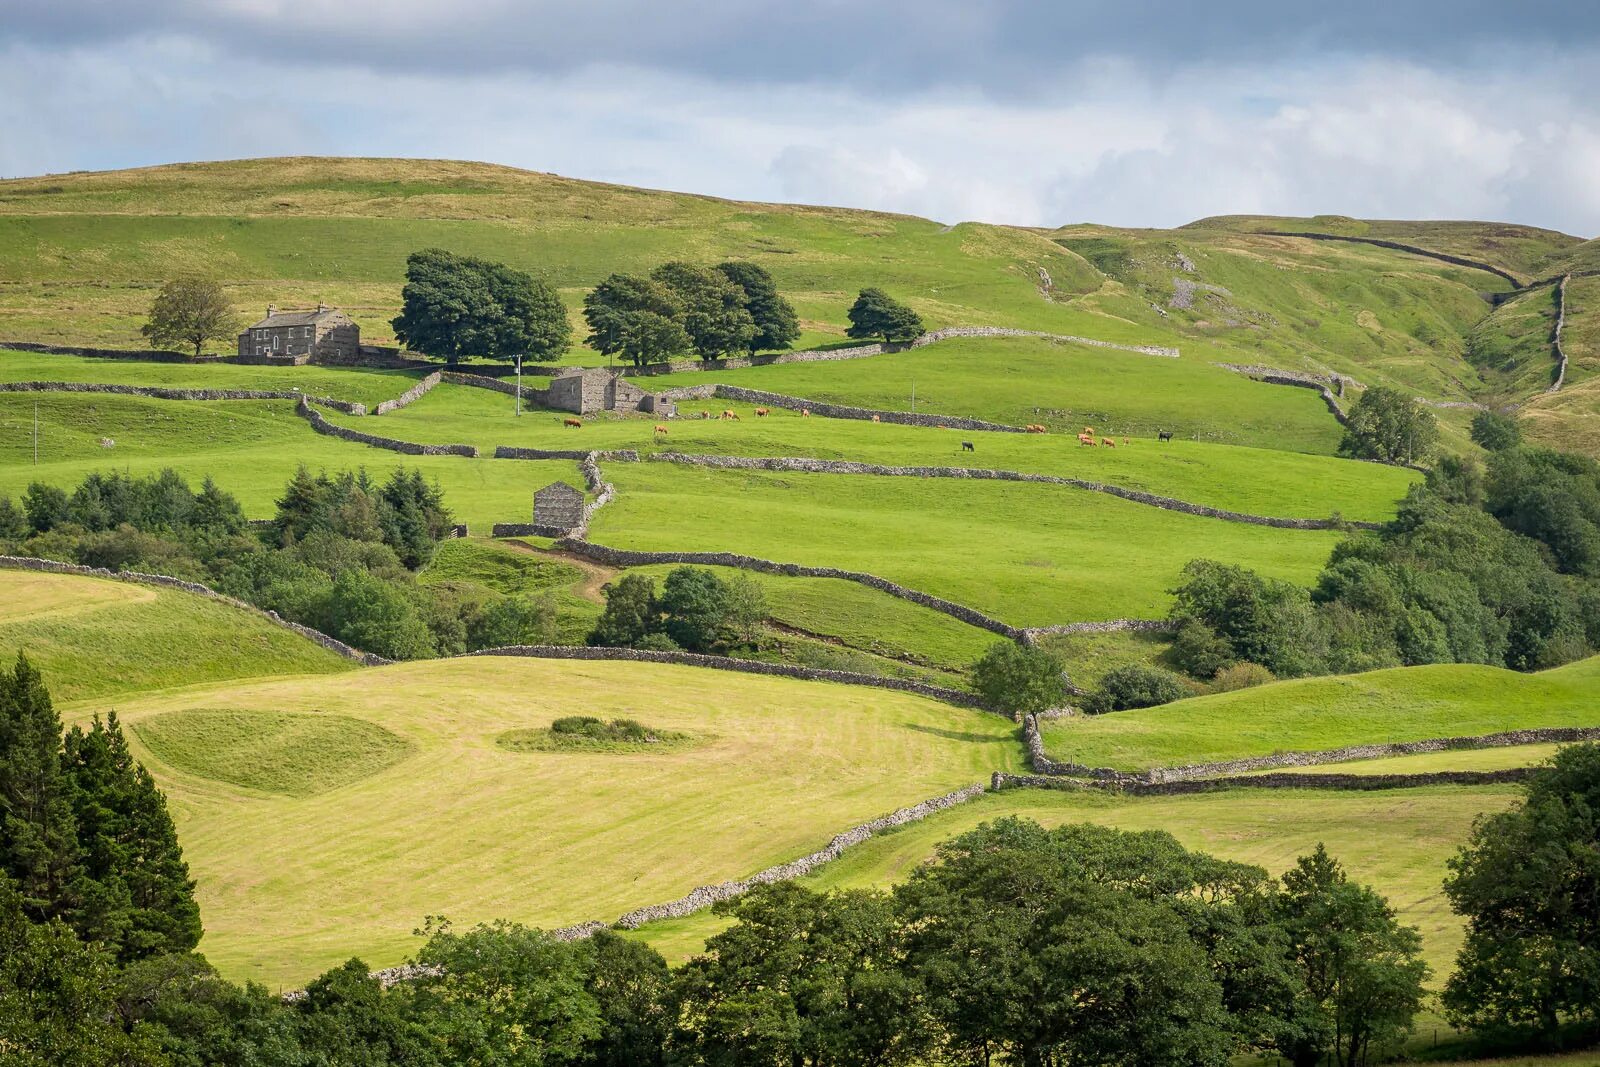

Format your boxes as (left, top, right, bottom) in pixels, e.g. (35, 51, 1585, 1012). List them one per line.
(1209, 662, 1275, 692)
(589, 574, 659, 648)
(659, 567, 730, 652)
(467, 594, 556, 651)
(971, 642, 1065, 714)
(1086, 664, 1191, 713)
(634, 631, 682, 653)
(1470, 410, 1521, 452)
(1167, 619, 1235, 680)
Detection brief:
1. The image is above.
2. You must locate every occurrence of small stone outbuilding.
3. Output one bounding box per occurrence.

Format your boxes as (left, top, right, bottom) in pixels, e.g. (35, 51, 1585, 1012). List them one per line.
(533, 481, 586, 529)
(238, 304, 360, 364)
(547, 368, 675, 417)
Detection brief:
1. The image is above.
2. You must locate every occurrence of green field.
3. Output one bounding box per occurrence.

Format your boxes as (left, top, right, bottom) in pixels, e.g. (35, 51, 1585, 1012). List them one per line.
(1246, 743, 1567, 776)
(0, 570, 354, 702)
(1041, 656, 1600, 770)
(591, 462, 1348, 625)
(79, 655, 1020, 986)
(0, 393, 583, 528)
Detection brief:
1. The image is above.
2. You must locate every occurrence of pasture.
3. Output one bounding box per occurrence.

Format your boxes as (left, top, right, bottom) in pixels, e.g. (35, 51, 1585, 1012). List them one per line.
(0, 570, 354, 702)
(590, 462, 1349, 625)
(74, 655, 1022, 986)
(1039, 655, 1600, 770)
(0, 393, 584, 529)
(324, 381, 1419, 522)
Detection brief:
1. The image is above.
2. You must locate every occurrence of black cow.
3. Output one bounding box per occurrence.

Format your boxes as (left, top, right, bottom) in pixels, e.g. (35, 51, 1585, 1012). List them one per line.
(1157, 430, 1174, 442)
(961, 441, 975, 452)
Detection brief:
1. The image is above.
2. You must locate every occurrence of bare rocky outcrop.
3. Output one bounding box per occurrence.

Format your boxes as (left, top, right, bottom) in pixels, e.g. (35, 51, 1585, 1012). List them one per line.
(296, 397, 476, 456)
(0, 556, 389, 665)
(0, 380, 366, 415)
(647, 453, 1374, 530)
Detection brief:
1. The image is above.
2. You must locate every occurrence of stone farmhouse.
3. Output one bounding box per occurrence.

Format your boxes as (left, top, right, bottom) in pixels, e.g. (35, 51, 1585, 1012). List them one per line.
(547, 368, 676, 417)
(238, 304, 360, 364)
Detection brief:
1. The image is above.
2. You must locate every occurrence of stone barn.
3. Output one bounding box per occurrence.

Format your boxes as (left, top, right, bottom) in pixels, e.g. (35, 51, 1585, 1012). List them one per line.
(547, 368, 676, 417)
(238, 304, 360, 364)
(533, 481, 586, 529)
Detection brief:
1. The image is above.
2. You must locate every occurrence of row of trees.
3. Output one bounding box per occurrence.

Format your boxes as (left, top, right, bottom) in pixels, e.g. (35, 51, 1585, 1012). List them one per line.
(582, 261, 802, 366)
(0, 467, 555, 661)
(589, 568, 767, 652)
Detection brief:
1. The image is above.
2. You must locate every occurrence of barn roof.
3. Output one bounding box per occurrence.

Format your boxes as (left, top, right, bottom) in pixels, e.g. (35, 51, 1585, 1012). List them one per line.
(533, 481, 585, 502)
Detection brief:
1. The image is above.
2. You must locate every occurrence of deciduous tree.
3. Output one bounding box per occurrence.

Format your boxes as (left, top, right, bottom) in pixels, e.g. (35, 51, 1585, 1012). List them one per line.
(651, 262, 757, 360)
(141, 277, 238, 358)
(1339, 386, 1438, 465)
(717, 261, 800, 353)
(845, 288, 923, 344)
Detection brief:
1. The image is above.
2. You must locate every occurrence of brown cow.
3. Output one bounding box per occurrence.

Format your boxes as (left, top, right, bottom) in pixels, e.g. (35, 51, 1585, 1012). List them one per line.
(563, 417, 583, 428)
(1078, 434, 1097, 446)
(871, 415, 881, 423)
(800, 408, 811, 417)
(1102, 437, 1116, 448)
(755, 407, 770, 417)
(654, 424, 669, 437)
(721, 410, 740, 421)
(1083, 426, 1095, 436)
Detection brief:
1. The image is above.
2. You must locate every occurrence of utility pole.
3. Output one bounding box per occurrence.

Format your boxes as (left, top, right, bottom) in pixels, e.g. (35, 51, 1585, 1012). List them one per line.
(515, 354, 523, 417)
(911, 377, 916, 413)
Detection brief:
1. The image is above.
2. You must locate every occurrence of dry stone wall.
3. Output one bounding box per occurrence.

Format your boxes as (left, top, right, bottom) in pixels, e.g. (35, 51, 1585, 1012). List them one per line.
(555, 539, 1024, 639)
(991, 768, 1532, 794)
(1259, 232, 1524, 287)
(372, 371, 440, 414)
(0, 556, 390, 665)
(0, 340, 204, 362)
(467, 644, 990, 709)
(611, 784, 988, 927)
(296, 397, 477, 456)
(1, 380, 366, 415)
(648, 452, 1373, 530)
(440, 370, 551, 406)
(1019, 619, 1173, 645)
(494, 446, 641, 462)
(1212, 364, 1350, 426)
(660, 383, 1027, 432)
(1021, 714, 1600, 784)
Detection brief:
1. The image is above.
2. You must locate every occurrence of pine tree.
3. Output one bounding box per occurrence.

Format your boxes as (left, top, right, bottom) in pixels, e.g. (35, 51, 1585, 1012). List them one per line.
(0, 654, 82, 925)
(63, 713, 201, 963)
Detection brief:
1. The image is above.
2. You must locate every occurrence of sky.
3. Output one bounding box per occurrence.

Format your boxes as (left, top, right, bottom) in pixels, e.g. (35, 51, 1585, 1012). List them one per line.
(4, 1, 1600, 234)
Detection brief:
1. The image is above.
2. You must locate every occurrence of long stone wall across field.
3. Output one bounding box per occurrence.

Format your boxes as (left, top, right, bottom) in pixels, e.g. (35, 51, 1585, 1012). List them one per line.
(611, 784, 989, 927)
(648, 452, 1374, 530)
(467, 644, 991, 709)
(1212, 364, 1350, 426)
(372, 371, 441, 414)
(494, 446, 641, 462)
(0, 380, 366, 415)
(0, 340, 209, 362)
(1021, 714, 1600, 784)
(0, 556, 390, 666)
(991, 767, 1533, 794)
(296, 397, 477, 456)
(1258, 232, 1524, 288)
(555, 539, 1024, 639)
(653, 383, 1027, 433)
(441, 370, 552, 407)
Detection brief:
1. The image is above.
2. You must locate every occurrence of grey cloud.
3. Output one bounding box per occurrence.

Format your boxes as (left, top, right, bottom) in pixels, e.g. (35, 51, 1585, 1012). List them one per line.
(5, 0, 1600, 95)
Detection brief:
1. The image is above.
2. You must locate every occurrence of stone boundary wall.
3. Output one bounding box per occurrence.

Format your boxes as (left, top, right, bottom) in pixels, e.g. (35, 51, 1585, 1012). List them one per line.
(0, 340, 206, 362)
(441, 370, 552, 406)
(1548, 274, 1571, 393)
(1212, 364, 1349, 426)
(991, 768, 1532, 794)
(647, 452, 1374, 530)
(494, 446, 641, 462)
(466, 644, 991, 709)
(1021, 714, 1600, 784)
(554, 539, 1024, 639)
(611, 784, 989, 927)
(1258, 232, 1523, 288)
(0, 556, 390, 666)
(653, 383, 1026, 433)
(490, 523, 571, 538)
(0, 380, 366, 415)
(296, 397, 477, 456)
(372, 371, 440, 415)
(619, 326, 1180, 378)
(1019, 619, 1174, 645)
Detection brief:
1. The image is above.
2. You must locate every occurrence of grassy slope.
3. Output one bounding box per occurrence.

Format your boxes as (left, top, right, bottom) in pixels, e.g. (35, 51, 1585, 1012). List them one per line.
(0, 571, 354, 702)
(0, 393, 583, 529)
(634, 784, 1517, 983)
(78, 656, 1021, 986)
(590, 463, 1347, 626)
(1522, 274, 1600, 457)
(324, 378, 1417, 519)
(1040, 655, 1600, 770)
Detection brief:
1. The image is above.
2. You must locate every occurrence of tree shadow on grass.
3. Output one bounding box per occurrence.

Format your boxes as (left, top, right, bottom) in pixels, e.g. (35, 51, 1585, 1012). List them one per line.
(902, 722, 1020, 745)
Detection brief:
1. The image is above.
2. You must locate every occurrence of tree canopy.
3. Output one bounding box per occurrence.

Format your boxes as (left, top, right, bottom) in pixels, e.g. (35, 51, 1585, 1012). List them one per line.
(845, 288, 924, 344)
(141, 277, 238, 358)
(392, 249, 569, 365)
(1339, 386, 1438, 465)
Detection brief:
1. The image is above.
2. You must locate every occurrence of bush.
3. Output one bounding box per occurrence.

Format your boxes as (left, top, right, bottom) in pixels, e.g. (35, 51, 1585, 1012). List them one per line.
(467, 594, 556, 651)
(635, 631, 682, 653)
(658, 567, 730, 652)
(1470, 410, 1522, 452)
(971, 642, 1065, 714)
(1167, 619, 1235, 680)
(589, 574, 659, 648)
(1086, 664, 1191, 713)
(1209, 662, 1275, 692)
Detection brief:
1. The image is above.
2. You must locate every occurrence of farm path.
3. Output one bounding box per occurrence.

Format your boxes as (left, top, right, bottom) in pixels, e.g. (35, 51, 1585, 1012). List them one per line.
(499, 539, 617, 604)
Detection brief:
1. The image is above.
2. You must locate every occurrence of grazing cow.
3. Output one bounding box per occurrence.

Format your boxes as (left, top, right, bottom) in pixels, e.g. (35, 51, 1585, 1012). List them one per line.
(1025, 423, 1047, 433)
(563, 417, 583, 428)
(800, 408, 810, 417)
(1083, 426, 1095, 436)
(721, 410, 740, 421)
(962, 441, 975, 452)
(700, 410, 711, 420)
(1158, 430, 1174, 443)
(1102, 437, 1116, 448)
(654, 424, 669, 438)
(1078, 434, 1097, 446)
(755, 407, 770, 417)
(871, 415, 881, 423)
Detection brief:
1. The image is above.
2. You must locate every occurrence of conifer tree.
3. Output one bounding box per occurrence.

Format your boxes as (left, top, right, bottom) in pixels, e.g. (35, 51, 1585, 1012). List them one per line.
(0, 654, 82, 925)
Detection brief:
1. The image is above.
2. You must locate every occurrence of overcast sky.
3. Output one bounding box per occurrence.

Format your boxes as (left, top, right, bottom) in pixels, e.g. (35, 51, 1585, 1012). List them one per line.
(4, 1, 1599, 234)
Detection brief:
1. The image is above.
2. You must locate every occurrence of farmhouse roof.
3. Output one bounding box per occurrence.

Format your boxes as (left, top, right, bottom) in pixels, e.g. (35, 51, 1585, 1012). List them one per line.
(534, 481, 585, 503)
(245, 304, 344, 329)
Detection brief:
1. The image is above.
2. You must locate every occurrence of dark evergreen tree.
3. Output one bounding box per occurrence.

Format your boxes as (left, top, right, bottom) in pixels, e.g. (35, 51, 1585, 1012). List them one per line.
(0, 654, 81, 925)
(716, 261, 800, 353)
(0, 496, 29, 542)
(63, 713, 201, 963)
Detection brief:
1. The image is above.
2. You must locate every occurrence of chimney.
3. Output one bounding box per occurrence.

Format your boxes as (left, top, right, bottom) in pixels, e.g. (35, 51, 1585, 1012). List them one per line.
(317, 302, 328, 313)
(267, 304, 276, 317)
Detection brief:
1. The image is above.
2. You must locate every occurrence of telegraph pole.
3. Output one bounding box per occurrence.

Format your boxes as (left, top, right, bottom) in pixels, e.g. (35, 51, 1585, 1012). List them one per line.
(515, 354, 523, 416)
